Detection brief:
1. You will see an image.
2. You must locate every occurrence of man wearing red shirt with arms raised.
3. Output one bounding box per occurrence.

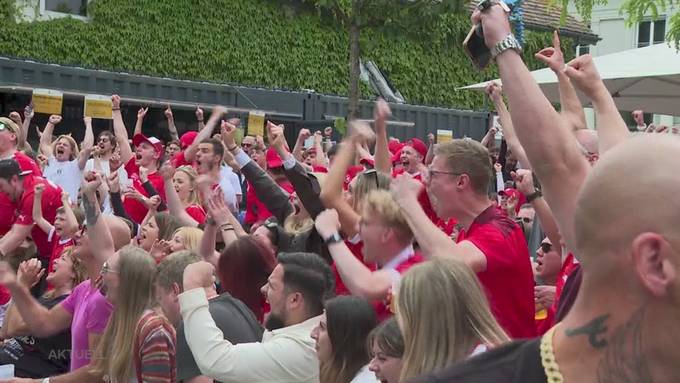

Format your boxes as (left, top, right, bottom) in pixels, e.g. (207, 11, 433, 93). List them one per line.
(110, 95, 167, 224)
(0, 117, 42, 236)
(0, 159, 62, 261)
(392, 139, 535, 338)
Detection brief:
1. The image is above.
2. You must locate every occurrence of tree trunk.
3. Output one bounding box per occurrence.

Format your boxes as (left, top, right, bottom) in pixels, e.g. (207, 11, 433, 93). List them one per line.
(348, 22, 361, 121)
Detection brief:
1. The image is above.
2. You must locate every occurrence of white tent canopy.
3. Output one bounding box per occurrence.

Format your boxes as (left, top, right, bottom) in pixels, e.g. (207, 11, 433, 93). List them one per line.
(459, 43, 680, 117)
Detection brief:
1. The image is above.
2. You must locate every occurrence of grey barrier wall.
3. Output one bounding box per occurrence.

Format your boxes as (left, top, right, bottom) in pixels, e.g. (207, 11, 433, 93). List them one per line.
(0, 56, 490, 145)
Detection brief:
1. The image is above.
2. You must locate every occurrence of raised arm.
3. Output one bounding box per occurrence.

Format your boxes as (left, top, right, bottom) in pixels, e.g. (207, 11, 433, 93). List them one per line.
(164, 105, 179, 141)
(111, 95, 134, 165)
(425, 133, 435, 165)
(79, 117, 95, 170)
(564, 55, 629, 153)
(486, 82, 531, 169)
(292, 129, 310, 162)
(195, 107, 205, 132)
(474, 6, 590, 250)
(184, 106, 227, 163)
(319, 122, 373, 238)
(515, 169, 562, 254)
(311, 131, 328, 167)
(223, 121, 293, 224)
(134, 106, 148, 137)
(270, 122, 325, 219)
(315, 209, 393, 300)
(32, 184, 54, 235)
(81, 171, 115, 265)
(373, 99, 392, 174)
(535, 31, 587, 132)
(40, 115, 62, 157)
(8, 111, 25, 151)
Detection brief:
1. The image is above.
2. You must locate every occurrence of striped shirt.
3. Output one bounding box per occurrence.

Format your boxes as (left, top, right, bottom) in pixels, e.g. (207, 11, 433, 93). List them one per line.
(133, 310, 176, 383)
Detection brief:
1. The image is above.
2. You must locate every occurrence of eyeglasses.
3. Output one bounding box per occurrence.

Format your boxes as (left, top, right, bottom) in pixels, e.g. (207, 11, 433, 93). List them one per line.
(427, 166, 463, 178)
(516, 217, 532, 224)
(241, 143, 253, 149)
(101, 260, 119, 275)
(540, 242, 553, 253)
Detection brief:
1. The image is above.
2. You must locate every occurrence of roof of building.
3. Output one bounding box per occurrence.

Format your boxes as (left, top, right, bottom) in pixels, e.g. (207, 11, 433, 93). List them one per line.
(469, 0, 599, 44)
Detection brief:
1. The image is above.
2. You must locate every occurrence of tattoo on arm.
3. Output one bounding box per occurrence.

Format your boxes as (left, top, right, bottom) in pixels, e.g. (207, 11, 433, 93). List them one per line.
(565, 314, 610, 349)
(82, 193, 100, 228)
(597, 307, 652, 383)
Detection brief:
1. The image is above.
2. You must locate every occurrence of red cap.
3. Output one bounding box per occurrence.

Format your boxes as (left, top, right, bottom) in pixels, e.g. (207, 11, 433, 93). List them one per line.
(179, 131, 198, 150)
(405, 138, 428, 158)
(344, 165, 365, 190)
(266, 146, 283, 169)
(499, 187, 526, 213)
(132, 134, 163, 155)
(388, 140, 402, 154)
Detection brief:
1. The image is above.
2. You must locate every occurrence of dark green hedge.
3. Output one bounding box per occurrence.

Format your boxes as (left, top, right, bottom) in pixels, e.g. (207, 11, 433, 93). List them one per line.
(0, 0, 572, 110)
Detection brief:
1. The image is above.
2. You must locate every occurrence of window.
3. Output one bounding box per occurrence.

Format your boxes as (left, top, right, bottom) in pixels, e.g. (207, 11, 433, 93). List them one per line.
(43, 0, 87, 17)
(637, 18, 666, 47)
(576, 45, 590, 56)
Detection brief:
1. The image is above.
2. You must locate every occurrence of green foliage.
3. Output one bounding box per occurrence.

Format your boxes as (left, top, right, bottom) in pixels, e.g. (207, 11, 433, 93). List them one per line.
(0, 0, 570, 110)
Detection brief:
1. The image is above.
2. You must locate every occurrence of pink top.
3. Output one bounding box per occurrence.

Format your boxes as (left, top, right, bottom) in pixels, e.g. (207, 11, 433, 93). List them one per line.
(61, 280, 114, 370)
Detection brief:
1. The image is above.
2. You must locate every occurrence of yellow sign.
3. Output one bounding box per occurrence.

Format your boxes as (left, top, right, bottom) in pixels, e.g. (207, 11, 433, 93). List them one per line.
(32, 89, 63, 115)
(84, 95, 113, 119)
(436, 129, 453, 143)
(247, 110, 266, 137)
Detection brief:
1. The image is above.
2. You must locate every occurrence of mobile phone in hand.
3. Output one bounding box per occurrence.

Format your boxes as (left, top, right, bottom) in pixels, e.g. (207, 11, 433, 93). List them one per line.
(463, 25, 492, 70)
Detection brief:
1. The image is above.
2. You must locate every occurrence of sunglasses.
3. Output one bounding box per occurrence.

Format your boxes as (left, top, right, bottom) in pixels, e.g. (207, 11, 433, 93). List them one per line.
(363, 169, 380, 190)
(101, 260, 119, 275)
(0, 122, 14, 133)
(515, 217, 532, 224)
(540, 242, 553, 253)
(241, 143, 253, 148)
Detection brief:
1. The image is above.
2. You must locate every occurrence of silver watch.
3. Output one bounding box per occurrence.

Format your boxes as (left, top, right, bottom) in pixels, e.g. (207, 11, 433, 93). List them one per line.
(491, 34, 522, 59)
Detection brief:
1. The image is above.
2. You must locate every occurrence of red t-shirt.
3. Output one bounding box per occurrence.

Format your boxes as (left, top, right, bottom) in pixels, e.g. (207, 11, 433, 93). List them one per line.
(0, 152, 43, 236)
(171, 152, 196, 169)
(9, 176, 63, 260)
(457, 206, 535, 339)
(46, 232, 75, 290)
(244, 180, 295, 226)
(185, 204, 206, 225)
(333, 239, 373, 296)
(123, 159, 167, 224)
(373, 252, 424, 322)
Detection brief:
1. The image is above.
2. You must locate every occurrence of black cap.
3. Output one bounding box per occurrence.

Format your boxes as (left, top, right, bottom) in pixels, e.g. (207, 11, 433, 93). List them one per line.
(0, 159, 21, 181)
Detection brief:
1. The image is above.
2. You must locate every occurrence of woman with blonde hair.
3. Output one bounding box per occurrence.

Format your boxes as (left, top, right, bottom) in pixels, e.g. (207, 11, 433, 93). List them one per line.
(92, 245, 176, 382)
(169, 226, 203, 253)
(159, 164, 207, 226)
(396, 257, 509, 381)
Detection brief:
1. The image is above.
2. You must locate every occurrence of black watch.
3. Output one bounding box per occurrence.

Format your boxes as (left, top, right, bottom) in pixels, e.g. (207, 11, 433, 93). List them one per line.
(526, 190, 543, 203)
(323, 232, 343, 245)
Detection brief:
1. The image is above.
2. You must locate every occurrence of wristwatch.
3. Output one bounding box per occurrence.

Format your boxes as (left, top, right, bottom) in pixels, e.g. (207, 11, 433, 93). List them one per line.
(323, 232, 343, 245)
(491, 34, 522, 59)
(526, 189, 543, 203)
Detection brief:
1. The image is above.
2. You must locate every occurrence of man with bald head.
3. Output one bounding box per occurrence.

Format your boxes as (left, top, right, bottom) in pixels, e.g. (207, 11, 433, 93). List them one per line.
(409, 3, 678, 383)
(0, 172, 132, 378)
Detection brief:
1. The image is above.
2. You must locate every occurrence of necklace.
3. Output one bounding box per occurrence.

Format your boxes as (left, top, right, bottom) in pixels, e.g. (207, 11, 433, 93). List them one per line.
(540, 324, 564, 383)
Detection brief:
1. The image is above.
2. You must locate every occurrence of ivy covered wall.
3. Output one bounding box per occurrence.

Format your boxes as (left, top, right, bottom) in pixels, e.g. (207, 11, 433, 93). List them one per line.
(0, 0, 573, 110)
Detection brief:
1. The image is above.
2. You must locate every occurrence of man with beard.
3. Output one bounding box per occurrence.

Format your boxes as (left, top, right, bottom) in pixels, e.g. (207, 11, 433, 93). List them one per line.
(0, 173, 131, 380)
(195, 134, 239, 213)
(179, 252, 334, 383)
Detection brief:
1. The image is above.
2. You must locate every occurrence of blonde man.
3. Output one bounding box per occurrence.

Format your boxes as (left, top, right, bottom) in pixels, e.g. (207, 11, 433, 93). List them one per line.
(315, 189, 423, 321)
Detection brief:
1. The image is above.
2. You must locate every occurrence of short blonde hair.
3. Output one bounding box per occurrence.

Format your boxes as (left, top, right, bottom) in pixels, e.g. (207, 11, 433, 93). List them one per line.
(434, 139, 492, 195)
(172, 227, 203, 252)
(362, 190, 412, 241)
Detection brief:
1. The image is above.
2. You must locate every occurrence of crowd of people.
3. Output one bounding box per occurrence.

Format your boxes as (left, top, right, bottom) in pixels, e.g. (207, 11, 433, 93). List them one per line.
(0, 4, 677, 383)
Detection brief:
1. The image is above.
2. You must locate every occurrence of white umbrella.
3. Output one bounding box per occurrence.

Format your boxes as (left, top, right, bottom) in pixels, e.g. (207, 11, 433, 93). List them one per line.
(458, 43, 680, 116)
